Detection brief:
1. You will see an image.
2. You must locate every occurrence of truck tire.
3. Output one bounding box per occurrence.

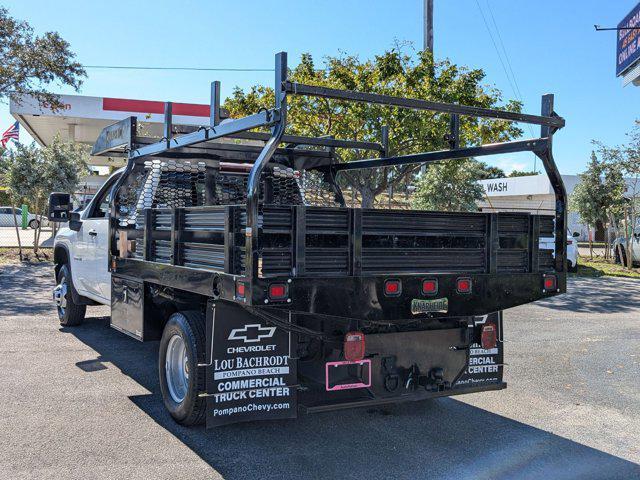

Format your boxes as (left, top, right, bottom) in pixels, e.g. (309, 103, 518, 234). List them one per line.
(159, 311, 207, 426)
(55, 264, 86, 326)
(568, 260, 578, 273)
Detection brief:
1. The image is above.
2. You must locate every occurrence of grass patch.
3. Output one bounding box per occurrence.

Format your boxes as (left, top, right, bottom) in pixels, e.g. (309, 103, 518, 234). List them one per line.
(572, 257, 640, 279)
(0, 247, 52, 265)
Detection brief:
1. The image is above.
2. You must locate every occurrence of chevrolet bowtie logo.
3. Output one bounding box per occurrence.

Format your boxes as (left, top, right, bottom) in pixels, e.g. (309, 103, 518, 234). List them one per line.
(228, 324, 276, 343)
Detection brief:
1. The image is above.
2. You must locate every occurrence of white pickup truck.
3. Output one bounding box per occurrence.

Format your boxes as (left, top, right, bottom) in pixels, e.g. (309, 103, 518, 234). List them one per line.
(52, 170, 122, 324)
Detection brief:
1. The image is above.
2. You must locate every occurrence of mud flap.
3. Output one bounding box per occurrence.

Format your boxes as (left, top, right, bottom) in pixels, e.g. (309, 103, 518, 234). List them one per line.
(205, 301, 298, 428)
(453, 311, 504, 390)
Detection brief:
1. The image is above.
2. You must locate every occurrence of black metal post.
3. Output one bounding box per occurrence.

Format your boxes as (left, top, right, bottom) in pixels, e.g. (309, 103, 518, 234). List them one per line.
(381, 125, 389, 157)
(245, 51, 288, 284)
(163, 102, 172, 148)
(210, 81, 221, 127)
(447, 114, 460, 149)
(535, 94, 567, 273)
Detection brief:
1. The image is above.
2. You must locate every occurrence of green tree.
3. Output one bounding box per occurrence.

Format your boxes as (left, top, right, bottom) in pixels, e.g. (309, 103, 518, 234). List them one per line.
(412, 159, 485, 212)
(570, 151, 625, 260)
(224, 48, 522, 207)
(599, 122, 640, 268)
(508, 170, 540, 177)
(476, 162, 506, 180)
(0, 7, 85, 109)
(0, 136, 88, 254)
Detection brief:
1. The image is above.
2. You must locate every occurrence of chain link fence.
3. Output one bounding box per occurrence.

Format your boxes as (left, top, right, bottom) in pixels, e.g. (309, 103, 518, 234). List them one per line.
(0, 190, 96, 258)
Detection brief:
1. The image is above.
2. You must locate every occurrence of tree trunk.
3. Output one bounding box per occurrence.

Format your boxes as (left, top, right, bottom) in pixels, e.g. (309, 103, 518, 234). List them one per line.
(10, 200, 23, 261)
(604, 230, 610, 261)
(588, 224, 593, 260)
(34, 211, 43, 256)
(359, 187, 376, 209)
(624, 208, 634, 270)
(33, 198, 39, 255)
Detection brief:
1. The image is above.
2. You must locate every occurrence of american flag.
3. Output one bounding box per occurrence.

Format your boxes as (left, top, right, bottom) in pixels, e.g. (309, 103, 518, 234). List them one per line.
(1, 121, 19, 148)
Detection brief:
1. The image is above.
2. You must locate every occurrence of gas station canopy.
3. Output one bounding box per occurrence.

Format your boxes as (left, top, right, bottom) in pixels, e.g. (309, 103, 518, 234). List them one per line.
(10, 93, 212, 166)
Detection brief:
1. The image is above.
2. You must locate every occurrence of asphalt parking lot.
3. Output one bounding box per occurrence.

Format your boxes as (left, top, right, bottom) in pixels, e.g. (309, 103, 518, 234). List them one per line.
(0, 264, 638, 480)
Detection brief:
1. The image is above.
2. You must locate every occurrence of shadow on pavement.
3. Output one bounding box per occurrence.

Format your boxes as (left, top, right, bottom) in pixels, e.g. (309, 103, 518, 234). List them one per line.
(535, 276, 640, 314)
(0, 263, 54, 317)
(64, 314, 640, 480)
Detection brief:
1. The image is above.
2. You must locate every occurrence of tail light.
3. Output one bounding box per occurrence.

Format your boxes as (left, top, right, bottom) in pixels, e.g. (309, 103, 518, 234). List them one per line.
(344, 331, 365, 361)
(543, 274, 557, 291)
(384, 279, 401, 296)
(456, 277, 472, 294)
(422, 279, 438, 295)
(481, 324, 497, 350)
(567, 239, 573, 245)
(236, 281, 246, 299)
(268, 283, 287, 300)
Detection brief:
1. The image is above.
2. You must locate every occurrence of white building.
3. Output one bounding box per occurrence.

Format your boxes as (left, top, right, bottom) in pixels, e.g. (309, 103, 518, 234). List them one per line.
(478, 174, 609, 242)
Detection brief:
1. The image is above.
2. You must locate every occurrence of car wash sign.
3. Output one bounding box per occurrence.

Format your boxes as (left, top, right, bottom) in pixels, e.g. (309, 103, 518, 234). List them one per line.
(206, 302, 297, 427)
(616, 2, 640, 76)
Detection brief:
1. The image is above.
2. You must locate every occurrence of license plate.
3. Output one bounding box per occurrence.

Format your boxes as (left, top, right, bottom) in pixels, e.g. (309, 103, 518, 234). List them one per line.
(325, 359, 371, 391)
(411, 297, 448, 314)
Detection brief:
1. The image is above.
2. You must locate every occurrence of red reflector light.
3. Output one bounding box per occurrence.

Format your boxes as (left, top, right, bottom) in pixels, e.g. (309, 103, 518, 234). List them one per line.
(422, 279, 438, 295)
(344, 331, 366, 361)
(384, 279, 401, 296)
(481, 324, 497, 350)
(543, 275, 557, 291)
(268, 283, 287, 300)
(236, 282, 246, 298)
(456, 277, 472, 294)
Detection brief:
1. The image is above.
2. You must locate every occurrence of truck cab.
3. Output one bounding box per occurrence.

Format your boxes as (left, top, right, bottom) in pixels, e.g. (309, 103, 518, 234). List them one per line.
(52, 171, 122, 321)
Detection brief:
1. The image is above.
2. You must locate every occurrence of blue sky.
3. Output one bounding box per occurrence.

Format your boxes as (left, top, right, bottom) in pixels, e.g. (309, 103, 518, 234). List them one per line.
(1, 0, 638, 175)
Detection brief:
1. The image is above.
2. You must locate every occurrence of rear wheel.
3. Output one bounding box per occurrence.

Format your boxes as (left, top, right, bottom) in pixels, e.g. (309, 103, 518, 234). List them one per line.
(54, 264, 86, 326)
(568, 260, 578, 273)
(159, 311, 206, 426)
(28, 219, 40, 230)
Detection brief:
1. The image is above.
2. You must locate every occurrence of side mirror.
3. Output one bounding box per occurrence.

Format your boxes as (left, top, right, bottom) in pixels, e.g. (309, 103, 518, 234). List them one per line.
(572, 232, 580, 238)
(69, 211, 82, 232)
(48, 192, 71, 223)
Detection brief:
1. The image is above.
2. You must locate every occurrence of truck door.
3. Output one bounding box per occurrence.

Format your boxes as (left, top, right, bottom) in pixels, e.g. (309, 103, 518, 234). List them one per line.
(76, 173, 120, 302)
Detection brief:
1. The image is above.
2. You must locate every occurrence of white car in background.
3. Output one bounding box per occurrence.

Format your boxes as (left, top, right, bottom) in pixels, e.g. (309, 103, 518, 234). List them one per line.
(0, 206, 47, 229)
(540, 229, 579, 272)
(612, 228, 639, 266)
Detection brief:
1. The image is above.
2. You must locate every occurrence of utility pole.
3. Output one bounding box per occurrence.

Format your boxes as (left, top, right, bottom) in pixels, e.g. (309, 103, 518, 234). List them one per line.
(421, 0, 433, 176)
(424, 0, 433, 54)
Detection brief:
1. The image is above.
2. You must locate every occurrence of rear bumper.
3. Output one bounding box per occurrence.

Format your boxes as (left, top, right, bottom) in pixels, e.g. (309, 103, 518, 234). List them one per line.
(300, 382, 507, 414)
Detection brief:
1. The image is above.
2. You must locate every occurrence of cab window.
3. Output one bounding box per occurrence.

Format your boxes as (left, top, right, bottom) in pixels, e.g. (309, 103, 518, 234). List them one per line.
(88, 174, 121, 219)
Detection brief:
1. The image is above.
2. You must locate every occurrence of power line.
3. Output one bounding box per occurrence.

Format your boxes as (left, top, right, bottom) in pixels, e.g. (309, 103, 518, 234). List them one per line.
(485, 0, 525, 102)
(475, 0, 519, 102)
(475, 0, 538, 173)
(484, 0, 537, 173)
(82, 65, 274, 72)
